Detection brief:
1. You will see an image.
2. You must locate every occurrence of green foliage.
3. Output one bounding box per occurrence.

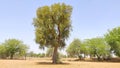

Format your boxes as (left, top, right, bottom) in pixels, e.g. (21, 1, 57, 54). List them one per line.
(33, 3, 72, 48)
(86, 38, 110, 60)
(66, 39, 81, 58)
(0, 45, 8, 59)
(0, 39, 28, 59)
(66, 38, 90, 59)
(33, 3, 72, 63)
(105, 27, 120, 57)
(79, 41, 90, 57)
(27, 51, 45, 57)
(37, 53, 45, 57)
(66, 38, 111, 60)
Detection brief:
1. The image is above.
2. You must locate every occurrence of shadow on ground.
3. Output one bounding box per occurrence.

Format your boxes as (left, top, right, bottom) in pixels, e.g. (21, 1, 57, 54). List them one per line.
(69, 58, 120, 63)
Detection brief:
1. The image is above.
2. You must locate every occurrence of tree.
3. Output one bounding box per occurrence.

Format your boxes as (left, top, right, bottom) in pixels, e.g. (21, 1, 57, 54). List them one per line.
(2, 39, 28, 59)
(105, 27, 120, 57)
(79, 41, 90, 58)
(66, 39, 90, 59)
(66, 39, 81, 58)
(0, 44, 8, 59)
(33, 3, 72, 64)
(86, 38, 110, 60)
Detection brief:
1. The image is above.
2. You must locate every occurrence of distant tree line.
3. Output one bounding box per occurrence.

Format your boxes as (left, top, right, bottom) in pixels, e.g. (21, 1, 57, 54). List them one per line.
(66, 27, 120, 61)
(26, 51, 45, 58)
(0, 38, 66, 59)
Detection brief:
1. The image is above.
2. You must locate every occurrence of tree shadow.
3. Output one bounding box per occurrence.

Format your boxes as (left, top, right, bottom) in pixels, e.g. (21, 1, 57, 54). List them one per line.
(0, 58, 26, 60)
(69, 58, 120, 63)
(35, 62, 70, 65)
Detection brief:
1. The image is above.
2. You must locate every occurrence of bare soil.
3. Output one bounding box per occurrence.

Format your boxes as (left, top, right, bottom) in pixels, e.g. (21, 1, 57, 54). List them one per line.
(0, 58, 120, 68)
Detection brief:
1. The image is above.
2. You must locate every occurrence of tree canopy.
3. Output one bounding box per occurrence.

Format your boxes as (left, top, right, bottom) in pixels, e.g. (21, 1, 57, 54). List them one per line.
(0, 39, 28, 59)
(86, 38, 110, 60)
(0, 44, 7, 59)
(66, 38, 111, 60)
(66, 39, 81, 58)
(33, 3, 72, 64)
(105, 27, 120, 57)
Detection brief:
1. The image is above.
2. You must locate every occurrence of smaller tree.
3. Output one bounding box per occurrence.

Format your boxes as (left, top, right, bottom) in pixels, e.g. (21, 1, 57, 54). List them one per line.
(86, 38, 110, 60)
(3, 39, 28, 59)
(105, 27, 120, 57)
(79, 41, 90, 58)
(0, 45, 8, 59)
(66, 39, 81, 58)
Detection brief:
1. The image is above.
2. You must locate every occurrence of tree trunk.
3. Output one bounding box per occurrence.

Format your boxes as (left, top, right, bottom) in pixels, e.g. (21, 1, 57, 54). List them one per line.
(10, 54, 14, 59)
(84, 54, 86, 58)
(25, 54, 26, 60)
(96, 54, 101, 61)
(52, 46, 58, 64)
(52, 23, 60, 64)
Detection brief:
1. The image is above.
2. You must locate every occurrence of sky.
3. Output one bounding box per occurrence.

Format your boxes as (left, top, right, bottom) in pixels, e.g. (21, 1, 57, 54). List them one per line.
(0, 0, 120, 53)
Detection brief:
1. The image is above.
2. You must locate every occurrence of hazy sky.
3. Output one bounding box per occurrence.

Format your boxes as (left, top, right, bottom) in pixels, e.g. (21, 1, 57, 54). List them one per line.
(0, 0, 120, 53)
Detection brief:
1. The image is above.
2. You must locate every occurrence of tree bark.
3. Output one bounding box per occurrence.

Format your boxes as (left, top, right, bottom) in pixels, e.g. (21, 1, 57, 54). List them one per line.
(25, 54, 27, 60)
(96, 54, 101, 61)
(52, 46, 58, 64)
(10, 54, 14, 59)
(52, 21, 60, 64)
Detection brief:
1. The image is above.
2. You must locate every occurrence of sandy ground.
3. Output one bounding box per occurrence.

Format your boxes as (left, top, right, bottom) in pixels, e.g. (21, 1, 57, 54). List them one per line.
(0, 58, 120, 68)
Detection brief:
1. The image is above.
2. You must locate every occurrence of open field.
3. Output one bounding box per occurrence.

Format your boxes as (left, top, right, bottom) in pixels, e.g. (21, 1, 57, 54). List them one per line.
(0, 58, 120, 68)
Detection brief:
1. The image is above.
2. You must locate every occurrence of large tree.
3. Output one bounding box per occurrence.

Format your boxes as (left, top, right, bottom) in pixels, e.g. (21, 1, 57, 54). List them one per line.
(33, 3, 72, 64)
(105, 27, 120, 57)
(2, 39, 28, 59)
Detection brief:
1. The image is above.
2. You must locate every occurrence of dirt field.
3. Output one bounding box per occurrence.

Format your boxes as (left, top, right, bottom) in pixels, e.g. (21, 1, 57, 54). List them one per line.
(0, 58, 120, 68)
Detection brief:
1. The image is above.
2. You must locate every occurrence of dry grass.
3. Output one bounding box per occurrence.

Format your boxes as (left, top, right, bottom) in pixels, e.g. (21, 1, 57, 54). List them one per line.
(0, 58, 120, 68)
